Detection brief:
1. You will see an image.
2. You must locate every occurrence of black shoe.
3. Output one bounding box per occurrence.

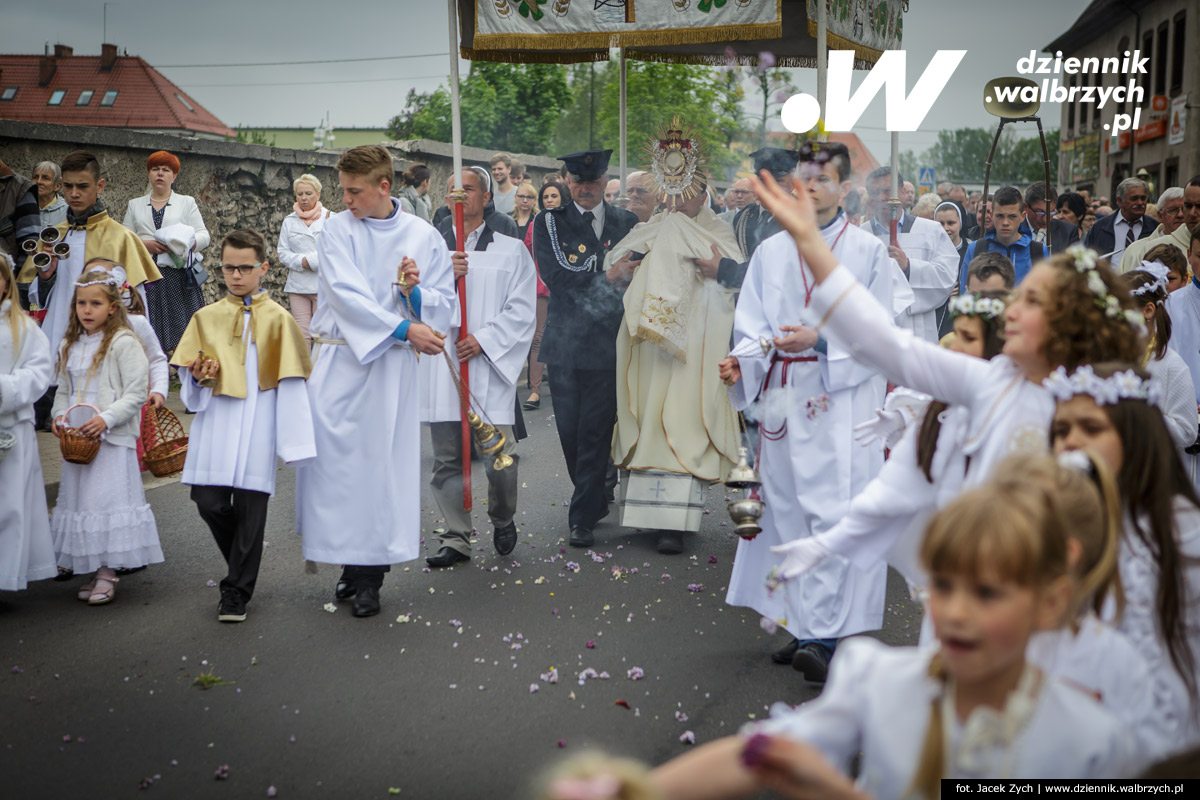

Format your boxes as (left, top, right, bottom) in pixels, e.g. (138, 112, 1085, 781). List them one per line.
(218, 590, 247, 623)
(114, 565, 146, 577)
(522, 397, 541, 410)
(53, 567, 75, 582)
(352, 585, 381, 617)
(792, 643, 832, 682)
(656, 531, 684, 555)
(335, 580, 357, 601)
(770, 638, 800, 665)
(426, 546, 470, 568)
(493, 522, 518, 556)
(568, 527, 594, 548)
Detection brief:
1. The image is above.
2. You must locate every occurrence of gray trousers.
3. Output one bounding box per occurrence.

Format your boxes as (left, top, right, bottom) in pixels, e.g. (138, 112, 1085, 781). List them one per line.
(430, 421, 519, 556)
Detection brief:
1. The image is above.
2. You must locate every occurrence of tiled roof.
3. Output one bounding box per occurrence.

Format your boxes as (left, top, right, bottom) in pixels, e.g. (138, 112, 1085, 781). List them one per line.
(0, 50, 235, 138)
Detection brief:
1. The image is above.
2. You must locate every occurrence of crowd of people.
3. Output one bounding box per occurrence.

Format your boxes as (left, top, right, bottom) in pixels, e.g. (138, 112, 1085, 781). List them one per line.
(4, 133, 1200, 795)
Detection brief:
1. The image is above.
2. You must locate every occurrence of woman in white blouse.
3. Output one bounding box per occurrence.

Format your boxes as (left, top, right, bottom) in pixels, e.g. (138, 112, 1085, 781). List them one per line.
(276, 174, 329, 344)
(122, 150, 210, 352)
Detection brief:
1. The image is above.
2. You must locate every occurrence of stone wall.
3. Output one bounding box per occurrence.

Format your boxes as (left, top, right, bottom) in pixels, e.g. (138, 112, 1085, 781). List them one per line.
(0, 121, 569, 306)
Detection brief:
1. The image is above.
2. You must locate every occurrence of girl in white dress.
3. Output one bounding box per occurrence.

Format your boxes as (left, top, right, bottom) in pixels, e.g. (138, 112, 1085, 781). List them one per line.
(1048, 361, 1200, 755)
(772, 291, 1008, 612)
(83, 257, 170, 472)
(1121, 263, 1197, 452)
(50, 270, 162, 605)
(749, 173, 1142, 635)
(0, 253, 57, 591)
(651, 455, 1131, 800)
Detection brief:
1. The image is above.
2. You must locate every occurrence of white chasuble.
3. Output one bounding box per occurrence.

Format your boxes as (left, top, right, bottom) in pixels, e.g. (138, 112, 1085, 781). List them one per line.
(420, 233, 536, 425)
(296, 208, 455, 566)
(610, 208, 744, 524)
(724, 220, 892, 640)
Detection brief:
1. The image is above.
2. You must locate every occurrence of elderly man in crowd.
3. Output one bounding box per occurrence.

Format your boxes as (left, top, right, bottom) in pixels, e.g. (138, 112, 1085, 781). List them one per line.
(1085, 177, 1158, 264)
(719, 178, 754, 223)
(1120, 185, 1192, 272)
(625, 171, 659, 224)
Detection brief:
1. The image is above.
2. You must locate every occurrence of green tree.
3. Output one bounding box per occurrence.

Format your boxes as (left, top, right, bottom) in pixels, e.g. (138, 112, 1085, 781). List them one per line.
(386, 62, 571, 155)
(907, 126, 1062, 186)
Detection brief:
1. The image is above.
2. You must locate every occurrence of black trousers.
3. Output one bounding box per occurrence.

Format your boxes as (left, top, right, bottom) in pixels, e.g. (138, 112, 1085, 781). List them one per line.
(547, 365, 616, 530)
(339, 564, 390, 590)
(191, 485, 270, 602)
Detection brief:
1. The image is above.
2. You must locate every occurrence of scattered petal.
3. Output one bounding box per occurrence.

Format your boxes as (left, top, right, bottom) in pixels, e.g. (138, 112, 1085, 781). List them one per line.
(267, 787, 277, 797)
(214, 764, 230, 780)
(322, 602, 338, 613)
(759, 616, 779, 635)
(585, 641, 596, 649)
(680, 730, 696, 745)
(675, 710, 689, 722)
(709, 556, 718, 564)
(529, 684, 540, 693)
(11, 666, 22, 674)
(627, 667, 645, 680)
(205, 579, 217, 588)
(687, 584, 704, 593)
(396, 614, 412, 623)
(557, 739, 567, 748)
(615, 699, 630, 709)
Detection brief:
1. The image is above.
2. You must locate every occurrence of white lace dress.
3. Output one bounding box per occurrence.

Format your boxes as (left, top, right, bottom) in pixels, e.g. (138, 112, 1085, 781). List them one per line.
(1109, 498, 1200, 755)
(51, 332, 162, 573)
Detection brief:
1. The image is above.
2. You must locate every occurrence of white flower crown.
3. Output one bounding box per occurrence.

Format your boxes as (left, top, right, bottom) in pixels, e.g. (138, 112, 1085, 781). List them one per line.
(1066, 245, 1146, 332)
(948, 293, 1005, 319)
(1131, 260, 1170, 299)
(1043, 364, 1160, 406)
(76, 273, 122, 289)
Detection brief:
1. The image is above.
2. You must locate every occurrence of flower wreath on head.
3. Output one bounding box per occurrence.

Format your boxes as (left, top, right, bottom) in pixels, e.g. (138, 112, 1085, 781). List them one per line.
(1131, 260, 1171, 300)
(948, 292, 1005, 320)
(1043, 364, 1160, 406)
(1065, 245, 1146, 332)
(75, 272, 123, 289)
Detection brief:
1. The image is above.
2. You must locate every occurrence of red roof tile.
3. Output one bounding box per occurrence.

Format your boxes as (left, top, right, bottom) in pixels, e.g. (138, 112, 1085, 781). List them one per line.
(0, 50, 235, 138)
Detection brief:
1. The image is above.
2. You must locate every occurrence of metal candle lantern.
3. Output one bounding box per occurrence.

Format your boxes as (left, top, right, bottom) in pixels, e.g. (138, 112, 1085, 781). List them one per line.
(39, 227, 62, 246)
(53, 242, 71, 258)
(724, 446, 764, 539)
(22, 239, 37, 254)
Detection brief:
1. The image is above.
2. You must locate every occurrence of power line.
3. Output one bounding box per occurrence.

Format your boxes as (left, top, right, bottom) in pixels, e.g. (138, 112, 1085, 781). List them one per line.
(159, 52, 449, 68)
(185, 74, 448, 88)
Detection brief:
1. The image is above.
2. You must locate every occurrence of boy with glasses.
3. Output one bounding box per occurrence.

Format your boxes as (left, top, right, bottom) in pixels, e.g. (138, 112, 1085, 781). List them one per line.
(171, 229, 315, 622)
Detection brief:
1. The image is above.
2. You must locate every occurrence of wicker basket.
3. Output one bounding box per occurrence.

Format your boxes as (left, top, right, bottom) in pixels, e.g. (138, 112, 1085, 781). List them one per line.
(59, 403, 102, 465)
(142, 404, 188, 477)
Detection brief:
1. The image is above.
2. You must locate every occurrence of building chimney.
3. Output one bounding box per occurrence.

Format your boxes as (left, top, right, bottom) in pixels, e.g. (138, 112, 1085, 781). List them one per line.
(101, 43, 117, 72)
(38, 56, 57, 87)
(53, 44, 73, 59)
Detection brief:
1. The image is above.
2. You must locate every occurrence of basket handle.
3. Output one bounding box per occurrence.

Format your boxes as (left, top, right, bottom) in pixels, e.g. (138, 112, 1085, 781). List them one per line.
(61, 403, 102, 428)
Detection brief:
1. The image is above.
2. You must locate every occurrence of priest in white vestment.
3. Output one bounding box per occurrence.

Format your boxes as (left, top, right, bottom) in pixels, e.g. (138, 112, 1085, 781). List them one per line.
(421, 168, 536, 567)
(609, 185, 743, 555)
(1165, 241, 1200, 489)
(863, 167, 959, 341)
(722, 142, 892, 680)
(295, 146, 455, 616)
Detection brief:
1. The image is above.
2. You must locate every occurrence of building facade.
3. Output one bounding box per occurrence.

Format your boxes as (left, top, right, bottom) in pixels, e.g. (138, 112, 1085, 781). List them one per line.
(1048, 0, 1198, 198)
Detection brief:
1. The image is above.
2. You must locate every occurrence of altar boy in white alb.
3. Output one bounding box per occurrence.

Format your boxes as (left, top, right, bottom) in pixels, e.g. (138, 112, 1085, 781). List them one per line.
(863, 166, 959, 341)
(422, 168, 536, 568)
(296, 145, 455, 618)
(171, 230, 315, 623)
(720, 142, 892, 680)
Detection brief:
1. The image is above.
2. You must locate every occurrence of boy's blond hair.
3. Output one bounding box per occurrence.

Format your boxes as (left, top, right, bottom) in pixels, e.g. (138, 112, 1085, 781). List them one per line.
(336, 145, 394, 188)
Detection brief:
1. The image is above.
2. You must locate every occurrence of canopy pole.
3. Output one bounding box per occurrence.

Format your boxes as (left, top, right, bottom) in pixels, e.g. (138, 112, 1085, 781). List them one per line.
(619, 47, 628, 194)
(889, 131, 900, 248)
(816, 0, 828, 140)
(447, 0, 471, 511)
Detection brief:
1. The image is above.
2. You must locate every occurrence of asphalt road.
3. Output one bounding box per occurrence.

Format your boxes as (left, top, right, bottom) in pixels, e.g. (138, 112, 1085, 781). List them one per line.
(2, 396, 922, 799)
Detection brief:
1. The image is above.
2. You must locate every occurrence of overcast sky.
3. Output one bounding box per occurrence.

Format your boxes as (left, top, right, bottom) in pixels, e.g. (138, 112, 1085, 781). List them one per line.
(3, 0, 1094, 164)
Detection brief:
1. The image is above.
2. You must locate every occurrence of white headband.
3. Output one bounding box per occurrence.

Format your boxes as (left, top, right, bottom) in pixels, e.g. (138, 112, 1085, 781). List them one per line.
(76, 274, 122, 289)
(1043, 364, 1160, 406)
(1132, 260, 1171, 298)
(1066, 245, 1146, 333)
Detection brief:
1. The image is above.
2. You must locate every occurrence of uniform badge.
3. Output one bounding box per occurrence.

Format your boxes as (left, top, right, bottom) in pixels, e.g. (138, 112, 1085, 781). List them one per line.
(568, 254, 578, 264)
(578, 244, 587, 253)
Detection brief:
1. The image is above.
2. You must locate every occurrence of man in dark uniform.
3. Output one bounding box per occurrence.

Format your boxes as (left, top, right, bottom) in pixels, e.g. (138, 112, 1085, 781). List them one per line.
(692, 148, 799, 291)
(533, 150, 639, 548)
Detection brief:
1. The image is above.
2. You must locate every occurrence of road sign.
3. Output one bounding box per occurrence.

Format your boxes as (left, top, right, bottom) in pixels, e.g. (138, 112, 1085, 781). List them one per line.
(919, 167, 935, 191)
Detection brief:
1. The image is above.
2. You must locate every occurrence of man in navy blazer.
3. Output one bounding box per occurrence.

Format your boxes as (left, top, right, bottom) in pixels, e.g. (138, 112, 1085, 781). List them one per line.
(532, 149, 639, 549)
(1084, 177, 1157, 264)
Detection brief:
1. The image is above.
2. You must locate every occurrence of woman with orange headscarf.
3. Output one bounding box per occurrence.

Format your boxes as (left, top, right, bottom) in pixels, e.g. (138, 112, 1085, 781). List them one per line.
(122, 150, 210, 352)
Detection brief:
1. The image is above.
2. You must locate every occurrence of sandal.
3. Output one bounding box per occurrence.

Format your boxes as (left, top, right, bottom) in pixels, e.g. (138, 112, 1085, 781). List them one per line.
(88, 573, 119, 605)
(77, 576, 97, 601)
